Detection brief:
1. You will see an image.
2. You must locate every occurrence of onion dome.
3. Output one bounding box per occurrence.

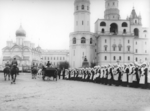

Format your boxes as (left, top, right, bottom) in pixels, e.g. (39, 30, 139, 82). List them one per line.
(16, 25, 26, 36)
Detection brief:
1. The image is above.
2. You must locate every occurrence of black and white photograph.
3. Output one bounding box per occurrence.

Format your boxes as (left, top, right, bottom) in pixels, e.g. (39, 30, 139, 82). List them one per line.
(0, 0, 150, 111)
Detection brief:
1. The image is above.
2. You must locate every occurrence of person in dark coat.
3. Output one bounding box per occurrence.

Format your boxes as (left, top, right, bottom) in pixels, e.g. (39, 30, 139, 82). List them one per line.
(62, 68, 65, 79)
(46, 61, 51, 67)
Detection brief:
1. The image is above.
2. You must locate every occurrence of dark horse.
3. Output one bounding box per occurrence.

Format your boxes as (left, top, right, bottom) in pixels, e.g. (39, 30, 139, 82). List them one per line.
(10, 65, 19, 84)
(3, 67, 11, 81)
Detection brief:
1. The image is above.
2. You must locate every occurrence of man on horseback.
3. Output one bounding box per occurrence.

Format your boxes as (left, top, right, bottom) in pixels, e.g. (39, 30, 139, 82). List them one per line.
(11, 58, 18, 66)
(5, 61, 10, 68)
(10, 58, 19, 84)
(4, 61, 11, 81)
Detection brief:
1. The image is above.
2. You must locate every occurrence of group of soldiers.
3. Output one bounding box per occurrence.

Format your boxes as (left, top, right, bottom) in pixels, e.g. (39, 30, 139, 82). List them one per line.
(63, 62, 150, 89)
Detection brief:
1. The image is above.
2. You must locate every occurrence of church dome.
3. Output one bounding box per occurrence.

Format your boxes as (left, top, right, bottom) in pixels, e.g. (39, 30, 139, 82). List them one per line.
(16, 25, 26, 36)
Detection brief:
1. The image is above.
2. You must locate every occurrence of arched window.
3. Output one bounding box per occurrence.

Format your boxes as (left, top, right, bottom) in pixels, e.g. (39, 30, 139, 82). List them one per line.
(135, 49, 138, 53)
(118, 44, 122, 51)
(101, 28, 105, 33)
(122, 22, 128, 27)
(136, 57, 138, 62)
(112, 44, 116, 51)
(134, 28, 139, 37)
(119, 56, 121, 60)
(81, 37, 86, 43)
(73, 37, 76, 44)
(76, 6, 78, 10)
(87, 6, 89, 10)
(127, 46, 131, 52)
(82, 5, 84, 10)
(135, 20, 137, 24)
(100, 22, 106, 26)
(123, 29, 126, 34)
(114, 56, 116, 60)
(104, 45, 108, 51)
(105, 56, 107, 60)
(90, 38, 92, 44)
(110, 23, 118, 35)
(128, 56, 130, 61)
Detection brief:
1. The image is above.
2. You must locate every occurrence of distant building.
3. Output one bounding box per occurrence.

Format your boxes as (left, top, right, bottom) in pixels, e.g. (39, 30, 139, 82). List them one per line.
(2, 25, 42, 69)
(69, 0, 149, 68)
(41, 50, 69, 67)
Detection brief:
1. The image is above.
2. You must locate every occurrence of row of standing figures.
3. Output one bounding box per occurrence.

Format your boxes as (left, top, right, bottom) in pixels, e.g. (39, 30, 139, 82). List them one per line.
(62, 65, 150, 89)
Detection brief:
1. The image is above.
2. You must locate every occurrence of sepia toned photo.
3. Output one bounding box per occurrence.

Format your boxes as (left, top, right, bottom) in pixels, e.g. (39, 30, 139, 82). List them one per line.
(0, 0, 150, 111)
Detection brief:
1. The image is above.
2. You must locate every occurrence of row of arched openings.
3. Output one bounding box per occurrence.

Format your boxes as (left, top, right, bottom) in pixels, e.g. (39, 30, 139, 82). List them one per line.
(101, 28, 127, 34)
(73, 37, 92, 44)
(76, 5, 89, 10)
(100, 22, 128, 27)
(100, 22, 139, 36)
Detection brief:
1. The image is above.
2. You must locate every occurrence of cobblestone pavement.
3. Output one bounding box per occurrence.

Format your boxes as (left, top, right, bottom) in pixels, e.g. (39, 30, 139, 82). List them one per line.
(0, 72, 150, 111)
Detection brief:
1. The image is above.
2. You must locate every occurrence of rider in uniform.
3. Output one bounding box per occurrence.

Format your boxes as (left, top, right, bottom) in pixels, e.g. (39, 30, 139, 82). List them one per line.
(46, 61, 51, 67)
(11, 58, 18, 68)
(5, 61, 10, 68)
(11, 58, 19, 75)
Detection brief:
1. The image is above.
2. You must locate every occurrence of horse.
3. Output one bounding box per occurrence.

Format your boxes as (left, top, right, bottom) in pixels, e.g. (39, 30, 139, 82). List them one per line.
(10, 65, 19, 84)
(31, 66, 38, 79)
(3, 67, 11, 81)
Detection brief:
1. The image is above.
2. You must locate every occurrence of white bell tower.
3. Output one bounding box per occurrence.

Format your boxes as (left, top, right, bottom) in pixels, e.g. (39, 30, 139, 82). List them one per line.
(74, 0, 90, 32)
(69, 0, 95, 68)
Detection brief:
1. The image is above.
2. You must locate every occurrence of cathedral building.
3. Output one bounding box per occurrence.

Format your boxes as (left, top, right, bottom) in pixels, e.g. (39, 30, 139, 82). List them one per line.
(2, 25, 42, 70)
(69, 0, 149, 68)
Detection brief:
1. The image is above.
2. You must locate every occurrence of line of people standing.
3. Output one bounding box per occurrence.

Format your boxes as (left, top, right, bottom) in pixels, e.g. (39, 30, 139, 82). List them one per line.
(62, 63, 150, 89)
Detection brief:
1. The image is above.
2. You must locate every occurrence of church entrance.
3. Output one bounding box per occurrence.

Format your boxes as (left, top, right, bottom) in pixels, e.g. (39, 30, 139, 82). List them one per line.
(110, 23, 118, 35)
(134, 28, 139, 37)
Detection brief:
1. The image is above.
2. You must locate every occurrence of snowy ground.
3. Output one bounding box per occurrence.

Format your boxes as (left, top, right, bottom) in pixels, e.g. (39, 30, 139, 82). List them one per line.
(0, 72, 150, 111)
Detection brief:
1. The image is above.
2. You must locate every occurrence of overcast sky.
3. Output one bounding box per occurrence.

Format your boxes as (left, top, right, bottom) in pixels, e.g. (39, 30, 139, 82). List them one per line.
(0, 0, 149, 54)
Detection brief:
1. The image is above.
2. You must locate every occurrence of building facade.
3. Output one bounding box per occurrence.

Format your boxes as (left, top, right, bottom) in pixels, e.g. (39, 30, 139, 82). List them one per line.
(2, 25, 42, 70)
(41, 50, 69, 67)
(69, 0, 149, 68)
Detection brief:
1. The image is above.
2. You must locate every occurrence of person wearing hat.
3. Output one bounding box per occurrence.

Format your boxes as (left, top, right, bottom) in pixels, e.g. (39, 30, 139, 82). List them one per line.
(139, 64, 148, 89)
(147, 65, 150, 89)
(46, 61, 51, 67)
(122, 64, 129, 86)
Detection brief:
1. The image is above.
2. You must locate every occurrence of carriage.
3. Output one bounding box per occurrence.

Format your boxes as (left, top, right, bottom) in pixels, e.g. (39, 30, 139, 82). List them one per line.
(42, 67, 57, 81)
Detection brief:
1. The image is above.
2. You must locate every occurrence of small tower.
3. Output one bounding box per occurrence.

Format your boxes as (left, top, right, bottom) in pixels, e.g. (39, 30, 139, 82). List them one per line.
(16, 25, 26, 46)
(129, 7, 142, 37)
(129, 7, 142, 25)
(104, 0, 120, 20)
(74, 0, 90, 32)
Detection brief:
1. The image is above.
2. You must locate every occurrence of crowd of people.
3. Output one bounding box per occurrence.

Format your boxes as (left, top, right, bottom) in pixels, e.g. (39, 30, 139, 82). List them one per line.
(62, 62, 150, 89)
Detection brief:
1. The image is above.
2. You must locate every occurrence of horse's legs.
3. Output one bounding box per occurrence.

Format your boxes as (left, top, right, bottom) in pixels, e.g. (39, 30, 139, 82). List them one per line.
(13, 74, 17, 83)
(8, 73, 10, 80)
(4, 73, 6, 81)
